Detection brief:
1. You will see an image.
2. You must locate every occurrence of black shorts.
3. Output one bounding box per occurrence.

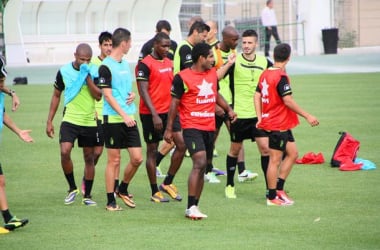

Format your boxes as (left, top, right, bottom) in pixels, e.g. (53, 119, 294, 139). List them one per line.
(0, 164, 3, 175)
(140, 114, 181, 143)
(95, 120, 105, 146)
(183, 129, 214, 160)
(267, 130, 295, 151)
(230, 118, 267, 142)
(103, 122, 142, 149)
(215, 113, 227, 130)
(59, 122, 99, 147)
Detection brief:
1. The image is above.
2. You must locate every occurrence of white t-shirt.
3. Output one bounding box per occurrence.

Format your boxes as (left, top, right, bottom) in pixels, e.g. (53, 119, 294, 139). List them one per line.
(261, 6, 278, 27)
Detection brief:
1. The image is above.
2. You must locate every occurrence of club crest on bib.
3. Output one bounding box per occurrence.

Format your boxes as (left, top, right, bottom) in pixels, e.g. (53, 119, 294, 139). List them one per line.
(196, 79, 215, 104)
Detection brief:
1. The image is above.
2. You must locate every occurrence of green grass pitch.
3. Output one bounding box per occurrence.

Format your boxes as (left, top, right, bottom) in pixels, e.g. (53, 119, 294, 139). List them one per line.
(1, 72, 379, 249)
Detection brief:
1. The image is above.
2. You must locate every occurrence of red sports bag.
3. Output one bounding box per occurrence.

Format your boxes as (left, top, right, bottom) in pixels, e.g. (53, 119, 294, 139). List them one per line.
(331, 132, 360, 167)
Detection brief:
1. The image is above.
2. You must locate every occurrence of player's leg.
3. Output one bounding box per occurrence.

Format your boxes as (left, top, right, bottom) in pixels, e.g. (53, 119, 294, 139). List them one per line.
(225, 141, 242, 198)
(183, 129, 208, 219)
(160, 130, 186, 201)
(59, 122, 80, 204)
(145, 142, 168, 202)
(255, 136, 270, 195)
(79, 126, 99, 206)
(105, 148, 122, 211)
(276, 132, 297, 204)
(81, 146, 96, 206)
(0, 166, 28, 231)
(103, 123, 123, 211)
(266, 131, 289, 206)
(156, 140, 175, 167)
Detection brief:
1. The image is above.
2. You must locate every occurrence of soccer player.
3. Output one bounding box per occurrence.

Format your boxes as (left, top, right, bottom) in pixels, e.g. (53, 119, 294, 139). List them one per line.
(254, 43, 319, 206)
(138, 20, 178, 178)
(224, 29, 273, 199)
(173, 20, 210, 74)
(46, 43, 101, 206)
(212, 26, 257, 185)
(136, 32, 186, 203)
(164, 42, 237, 220)
(98, 28, 143, 211)
(80, 31, 112, 195)
(206, 20, 219, 48)
(173, 20, 210, 159)
(138, 20, 178, 61)
(83, 31, 135, 195)
(0, 58, 31, 233)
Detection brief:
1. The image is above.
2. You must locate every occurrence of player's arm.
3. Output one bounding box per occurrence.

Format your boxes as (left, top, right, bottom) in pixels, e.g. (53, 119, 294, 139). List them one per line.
(216, 79, 237, 123)
(180, 45, 193, 70)
(254, 86, 263, 125)
(278, 76, 319, 127)
(136, 62, 163, 131)
(99, 65, 136, 127)
(1, 86, 20, 112)
(164, 74, 183, 143)
(46, 71, 64, 138)
(216, 53, 236, 80)
(81, 64, 101, 101)
(86, 74, 101, 101)
(216, 92, 236, 123)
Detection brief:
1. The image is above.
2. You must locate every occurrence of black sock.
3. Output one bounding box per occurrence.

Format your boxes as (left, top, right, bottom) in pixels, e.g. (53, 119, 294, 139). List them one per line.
(64, 172, 77, 191)
(156, 152, 165, 166)
(106, 193, 115, 205)
(114, 179, 119, 192)
(195, 198, 199, 206)
(163, 174, 174, 185)
(268, 189, 277, 200)
(118, 181, 129, 195)
(205, 163, 213, 174)
(237, 161, 245, 174)
(2, 209, 12, 223)
(84, 179, 94, 198)
(261, 156, 269, 189)
(226, 155, 237, 186)
(277, 178, 285, 190)
(187, 196, 196, 209)
(151, 184, 159, 196)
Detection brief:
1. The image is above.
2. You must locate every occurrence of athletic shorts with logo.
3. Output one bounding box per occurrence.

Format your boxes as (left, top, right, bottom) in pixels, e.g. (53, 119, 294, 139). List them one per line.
(266, 130, 295, 151)
(102, 122, 142, 149)
(140, 114, 181, 143)
(230, 117, 267, 142)
(183, 128, 214, 159)
(59, 121, 99, 147)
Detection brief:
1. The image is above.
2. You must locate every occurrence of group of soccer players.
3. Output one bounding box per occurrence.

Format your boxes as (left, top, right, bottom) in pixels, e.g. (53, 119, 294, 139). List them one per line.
(0, 16, 322, 234)
(44, 16, 319, 221)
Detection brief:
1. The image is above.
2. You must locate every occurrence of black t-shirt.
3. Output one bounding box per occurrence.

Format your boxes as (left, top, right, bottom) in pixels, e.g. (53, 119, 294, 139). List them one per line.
(139, 38, 178, 61)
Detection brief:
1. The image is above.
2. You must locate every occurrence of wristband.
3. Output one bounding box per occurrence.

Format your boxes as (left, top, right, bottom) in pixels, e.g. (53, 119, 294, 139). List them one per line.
(8, 89, 15, 97)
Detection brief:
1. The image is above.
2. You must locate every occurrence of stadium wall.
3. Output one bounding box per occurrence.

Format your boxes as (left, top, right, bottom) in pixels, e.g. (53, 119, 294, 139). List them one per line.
(3, 0, 182, 66)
